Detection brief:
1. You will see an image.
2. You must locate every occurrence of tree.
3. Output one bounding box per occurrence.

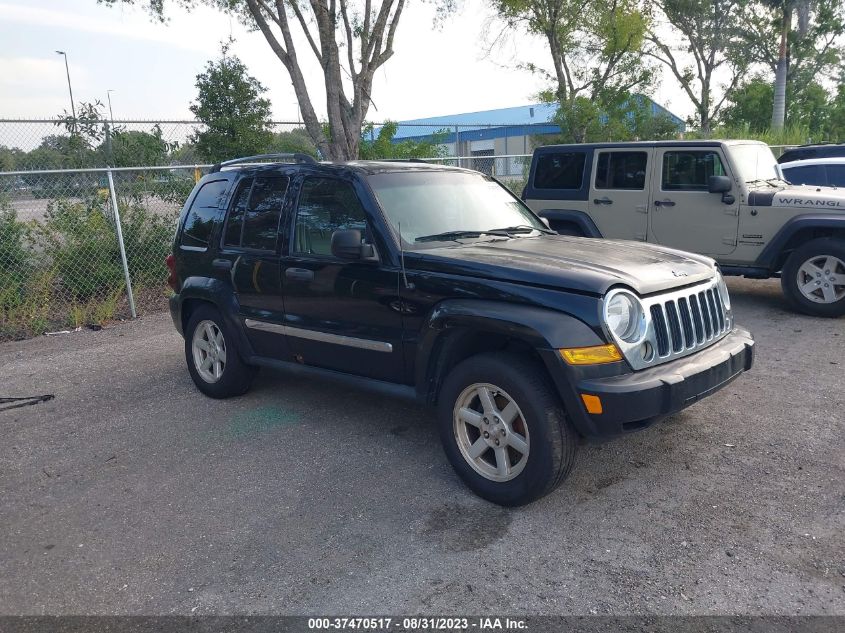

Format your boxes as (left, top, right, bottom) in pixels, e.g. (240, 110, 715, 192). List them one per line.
(491, 0, 654, 142)
(189, 48, 275, 162)
(358, 122, 446, 159)
(646, 0, 749, 134)
(548, 94, 680, 142)
(99, 0, 411, 161)
(741, 1, 845, 131)
(107, 127, 176, 167)
(825, 81, 845, 140)
(268, 127, 318, 157)
(722, 75, 831, 136)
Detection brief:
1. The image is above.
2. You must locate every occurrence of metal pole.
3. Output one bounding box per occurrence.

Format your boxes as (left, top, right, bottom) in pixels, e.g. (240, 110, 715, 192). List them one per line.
(107, 168, 137, 319)
(106, 90, 115, 124)
(55, 51, 76, 125)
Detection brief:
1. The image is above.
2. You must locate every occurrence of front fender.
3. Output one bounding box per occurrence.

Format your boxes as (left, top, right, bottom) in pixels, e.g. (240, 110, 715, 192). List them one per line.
(755, 213, 845, 270)
(415, 298, 605, 402)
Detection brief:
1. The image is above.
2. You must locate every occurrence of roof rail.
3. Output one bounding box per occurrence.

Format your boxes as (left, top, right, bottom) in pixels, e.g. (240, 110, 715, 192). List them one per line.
(210, 153, 317, 173)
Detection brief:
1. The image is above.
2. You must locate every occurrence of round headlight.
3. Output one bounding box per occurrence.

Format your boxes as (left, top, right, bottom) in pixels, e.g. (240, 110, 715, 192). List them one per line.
(716, 271, 731, 310)
(605, 292, 644, 343)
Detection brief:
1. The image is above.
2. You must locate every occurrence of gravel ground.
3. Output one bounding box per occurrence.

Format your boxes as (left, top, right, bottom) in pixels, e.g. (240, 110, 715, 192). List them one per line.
(0, 277, 843, 615)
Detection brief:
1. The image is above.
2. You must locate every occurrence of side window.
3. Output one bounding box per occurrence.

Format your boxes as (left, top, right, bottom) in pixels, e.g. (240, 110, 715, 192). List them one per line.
(595, 152, 648, 190)
(784, 165, 824, 186)
(827, 165, 845, 187)
(662, 151, 725, 191)
(534, 152, 587, 190)
(294, 178, 367, 256)
(180, 179, 228, 248)
(223, 178, 253, 247)
(242, 176, 289, 250)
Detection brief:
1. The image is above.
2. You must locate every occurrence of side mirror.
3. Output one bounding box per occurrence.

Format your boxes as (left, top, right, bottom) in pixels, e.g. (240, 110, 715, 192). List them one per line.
(331, 229, 364, 259)
(708, 175, 732, 193)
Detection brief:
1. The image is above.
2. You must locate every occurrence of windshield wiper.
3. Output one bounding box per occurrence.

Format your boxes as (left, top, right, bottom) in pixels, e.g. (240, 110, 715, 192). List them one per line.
(415, 225, 551, 243)
(746, 177, 788, 187)
(491, 224, 555, 235)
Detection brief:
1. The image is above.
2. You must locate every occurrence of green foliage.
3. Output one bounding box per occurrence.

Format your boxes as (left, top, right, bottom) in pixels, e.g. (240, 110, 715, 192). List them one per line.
(0, 202, 32, 314)
(548, 94, 681, 143)
(358, 122, 447, 160)
(108, 126, 176, 167)
(827, 83, 845, 140)
(189, 47, 275, 162)
(268, 128, 318, 157)
(722, 76, 844, 140)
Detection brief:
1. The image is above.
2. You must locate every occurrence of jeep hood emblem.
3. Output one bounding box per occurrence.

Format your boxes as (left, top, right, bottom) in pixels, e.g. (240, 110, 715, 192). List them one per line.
(672, 270, 688, 277)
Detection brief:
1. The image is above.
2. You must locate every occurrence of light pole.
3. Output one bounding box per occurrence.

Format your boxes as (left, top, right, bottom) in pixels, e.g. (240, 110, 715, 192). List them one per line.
(55, 51, 76, 125)
(106, 90, 115, 124)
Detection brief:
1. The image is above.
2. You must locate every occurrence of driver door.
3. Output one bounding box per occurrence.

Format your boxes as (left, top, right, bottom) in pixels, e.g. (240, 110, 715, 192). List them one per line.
(648, 148, 740, 256)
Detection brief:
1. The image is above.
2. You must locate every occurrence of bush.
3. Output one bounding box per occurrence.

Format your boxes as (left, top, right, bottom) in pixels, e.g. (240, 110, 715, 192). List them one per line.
(0, 202, 32, 313)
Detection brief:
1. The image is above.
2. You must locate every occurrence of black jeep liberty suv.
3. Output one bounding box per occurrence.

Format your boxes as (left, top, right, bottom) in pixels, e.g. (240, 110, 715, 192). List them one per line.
(167, 154, 754, 506)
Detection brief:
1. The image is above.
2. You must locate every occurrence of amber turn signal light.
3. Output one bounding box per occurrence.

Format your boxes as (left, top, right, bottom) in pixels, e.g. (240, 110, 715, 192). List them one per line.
(580, 394, 603, 415)
(559, 344, 623, 365)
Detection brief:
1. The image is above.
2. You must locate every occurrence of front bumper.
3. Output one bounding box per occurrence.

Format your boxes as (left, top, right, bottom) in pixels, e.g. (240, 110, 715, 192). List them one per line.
(557, 327, 754, 440)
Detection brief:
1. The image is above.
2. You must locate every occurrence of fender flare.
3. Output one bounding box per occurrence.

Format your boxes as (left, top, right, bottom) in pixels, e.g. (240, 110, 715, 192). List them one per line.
(537, 209, 602, 238)
(414, 299, 604, 403)
(174, 276, 254, 359)
(755, 214, 845, 270)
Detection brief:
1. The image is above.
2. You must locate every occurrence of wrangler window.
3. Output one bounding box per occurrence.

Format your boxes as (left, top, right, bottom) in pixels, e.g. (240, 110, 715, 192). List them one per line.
(534, 152, 586, 190)
(595, 152, 648, 190)
(662, 151, 725, 191)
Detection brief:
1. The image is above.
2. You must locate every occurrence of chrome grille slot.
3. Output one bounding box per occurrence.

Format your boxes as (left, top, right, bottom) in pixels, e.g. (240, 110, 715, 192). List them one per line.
(678, 297, 695, 348)
(650, 305, 669, 356)
(607, 276, 733, 371)
(665, 302, 683, 352)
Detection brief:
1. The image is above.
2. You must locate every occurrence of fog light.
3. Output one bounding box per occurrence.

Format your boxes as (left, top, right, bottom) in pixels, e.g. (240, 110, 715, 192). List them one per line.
(581, 394, 603, 414)
(560, 344, 623, 365)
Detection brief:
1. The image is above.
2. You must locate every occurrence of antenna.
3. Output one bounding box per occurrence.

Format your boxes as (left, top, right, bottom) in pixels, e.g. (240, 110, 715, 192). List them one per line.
(397, 223, 414, 291)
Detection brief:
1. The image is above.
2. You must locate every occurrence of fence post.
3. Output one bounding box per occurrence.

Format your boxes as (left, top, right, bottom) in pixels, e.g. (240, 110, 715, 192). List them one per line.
(107, 168, 137, 319)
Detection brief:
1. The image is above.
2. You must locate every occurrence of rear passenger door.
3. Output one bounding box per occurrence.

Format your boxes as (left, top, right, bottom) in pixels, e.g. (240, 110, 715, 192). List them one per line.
(217, 173, 292, 360)
(587, 149, 652, 241)
(279, 176, 405, 382)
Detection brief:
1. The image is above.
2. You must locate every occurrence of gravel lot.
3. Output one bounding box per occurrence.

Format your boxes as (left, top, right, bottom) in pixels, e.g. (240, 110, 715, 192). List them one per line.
(0, 277, 843, 615)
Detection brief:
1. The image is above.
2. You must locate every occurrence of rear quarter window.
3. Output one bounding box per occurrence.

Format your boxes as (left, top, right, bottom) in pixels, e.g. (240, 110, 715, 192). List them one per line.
(180, 179, 229, 248)
(533, 152, 587, 190)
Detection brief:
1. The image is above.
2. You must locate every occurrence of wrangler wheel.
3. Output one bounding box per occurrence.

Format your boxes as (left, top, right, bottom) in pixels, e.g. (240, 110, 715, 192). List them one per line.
(782, 238, 845, 318)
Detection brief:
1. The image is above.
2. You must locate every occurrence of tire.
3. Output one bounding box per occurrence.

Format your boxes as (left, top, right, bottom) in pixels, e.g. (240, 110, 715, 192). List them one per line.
(781, 238, 845, 318)
(436, 352, 577, 506)
(184, 304, 257, 398)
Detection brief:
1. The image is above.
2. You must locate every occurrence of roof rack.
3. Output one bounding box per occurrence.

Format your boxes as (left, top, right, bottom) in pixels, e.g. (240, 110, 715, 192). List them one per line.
(210, 153, 317, 173)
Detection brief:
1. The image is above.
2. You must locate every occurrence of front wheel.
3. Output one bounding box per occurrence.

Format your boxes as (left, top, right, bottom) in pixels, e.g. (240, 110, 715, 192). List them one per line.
(437, 352, 577, 506)
(781, 238, 845, 317)
(184, 304, 257, 398)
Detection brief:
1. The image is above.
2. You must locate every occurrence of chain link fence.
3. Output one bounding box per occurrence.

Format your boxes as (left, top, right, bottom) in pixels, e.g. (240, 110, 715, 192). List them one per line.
(0, 165, 207, 340)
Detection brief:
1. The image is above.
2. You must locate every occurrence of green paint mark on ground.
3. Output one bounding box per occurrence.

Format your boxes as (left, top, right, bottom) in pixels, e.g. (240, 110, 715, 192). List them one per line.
(228, 405, 302, 439)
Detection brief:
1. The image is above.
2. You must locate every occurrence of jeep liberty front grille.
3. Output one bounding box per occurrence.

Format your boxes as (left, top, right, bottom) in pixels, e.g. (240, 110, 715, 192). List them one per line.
(609, 278, 732, 371)
(649, 284, 729, 358)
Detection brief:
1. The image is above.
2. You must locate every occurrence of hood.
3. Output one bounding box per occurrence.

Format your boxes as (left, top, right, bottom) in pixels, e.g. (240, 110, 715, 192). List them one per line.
(749, 184, 845, 209)
(406, 235, 716, 296)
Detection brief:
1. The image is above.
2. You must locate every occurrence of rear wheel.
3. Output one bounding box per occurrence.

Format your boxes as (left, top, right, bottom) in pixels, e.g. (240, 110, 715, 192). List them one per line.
(184, 304, 257, 398)
(782, 238, 845, 317)
(437, 352, 577, 506)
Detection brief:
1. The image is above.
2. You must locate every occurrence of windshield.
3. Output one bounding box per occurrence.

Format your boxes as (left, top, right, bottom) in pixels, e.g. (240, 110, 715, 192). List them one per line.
(730, 144, 782, 183)
(367, 171, 546, 247)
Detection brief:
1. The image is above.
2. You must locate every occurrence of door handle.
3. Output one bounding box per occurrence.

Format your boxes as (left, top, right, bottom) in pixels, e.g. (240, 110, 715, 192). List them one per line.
(285, 267, 314, 282)
(654, 199, 676, 207)
(593, 197, 613, 205)
(212, 258, 232, 271)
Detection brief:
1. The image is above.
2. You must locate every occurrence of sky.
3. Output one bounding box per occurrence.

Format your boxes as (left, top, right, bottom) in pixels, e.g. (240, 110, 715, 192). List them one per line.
(0, 0, 695, 127)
